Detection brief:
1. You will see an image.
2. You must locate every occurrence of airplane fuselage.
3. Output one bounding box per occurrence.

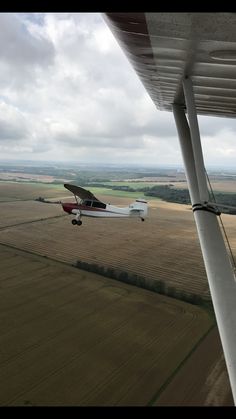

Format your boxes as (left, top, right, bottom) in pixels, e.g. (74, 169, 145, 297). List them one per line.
(62, 184, 148, 226)
(62, 201, 147, 218)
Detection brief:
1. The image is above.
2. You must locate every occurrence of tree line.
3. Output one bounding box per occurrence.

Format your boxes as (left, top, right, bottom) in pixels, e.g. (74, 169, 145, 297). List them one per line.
(75, 259, 212, 309)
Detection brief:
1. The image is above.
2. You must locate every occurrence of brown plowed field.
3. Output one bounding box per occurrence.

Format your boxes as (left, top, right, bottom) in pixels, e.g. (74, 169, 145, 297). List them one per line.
(0, 245, 212, 406)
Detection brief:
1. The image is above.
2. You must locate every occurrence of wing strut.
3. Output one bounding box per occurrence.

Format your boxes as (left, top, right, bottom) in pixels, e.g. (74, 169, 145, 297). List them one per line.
(173, 77, 236, 404)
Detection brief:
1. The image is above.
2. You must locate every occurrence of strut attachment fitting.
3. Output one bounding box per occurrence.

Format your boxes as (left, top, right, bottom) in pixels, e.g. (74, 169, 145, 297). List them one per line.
(192, 202, 221, 216)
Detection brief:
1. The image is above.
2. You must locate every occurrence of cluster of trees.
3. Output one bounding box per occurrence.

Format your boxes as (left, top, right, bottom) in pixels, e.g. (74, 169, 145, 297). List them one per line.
(144, 185, 191, 204)
(75, 259, 210, 308)
(144, 185, 236, 213)
(209, 192, 236, 214)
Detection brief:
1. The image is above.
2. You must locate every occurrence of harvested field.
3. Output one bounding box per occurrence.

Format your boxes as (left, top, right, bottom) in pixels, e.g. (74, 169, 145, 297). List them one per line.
(0, 183, 234, 405)
(1, 191, 236, 301)
(210, 180, 236, 193)
(0, 181, 70, 201)
(0, 244, 212, 406)
(0, 172, 55, 182)
(0, 197, 210, 299)
(155, 326, 234, 406)
(0, 201, 62, 228)
(166, 180, 236, 193)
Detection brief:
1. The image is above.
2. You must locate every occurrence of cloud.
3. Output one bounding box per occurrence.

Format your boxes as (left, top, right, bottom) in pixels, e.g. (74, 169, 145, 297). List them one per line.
(0, 13, 55, 90)
(201, 128, 236, 166)
(0, 14, 54, 65)
(199, 114, 236, 136)
(0, 102, 29, 141)
(0, 12, 235, 167)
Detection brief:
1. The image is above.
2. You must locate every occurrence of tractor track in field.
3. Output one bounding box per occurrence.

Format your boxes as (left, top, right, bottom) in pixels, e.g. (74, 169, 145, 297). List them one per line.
(0, 214, 66, 231)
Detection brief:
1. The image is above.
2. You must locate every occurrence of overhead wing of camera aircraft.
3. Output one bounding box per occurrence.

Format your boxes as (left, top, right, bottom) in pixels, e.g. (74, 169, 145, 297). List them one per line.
(103, 12, 236, 404)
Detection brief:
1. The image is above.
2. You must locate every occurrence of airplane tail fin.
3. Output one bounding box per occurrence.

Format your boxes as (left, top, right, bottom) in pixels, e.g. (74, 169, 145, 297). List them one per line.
(130, 199, 148, 220)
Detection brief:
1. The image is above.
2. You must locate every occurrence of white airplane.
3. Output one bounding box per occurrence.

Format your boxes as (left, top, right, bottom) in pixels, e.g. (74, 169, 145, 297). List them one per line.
(61, 183, 148, 226)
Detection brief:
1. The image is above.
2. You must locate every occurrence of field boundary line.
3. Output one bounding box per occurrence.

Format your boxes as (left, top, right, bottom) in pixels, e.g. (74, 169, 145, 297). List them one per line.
(147, 323, 216, 406)
(0, 214, 66, 231)
(0, 242, 81, 272)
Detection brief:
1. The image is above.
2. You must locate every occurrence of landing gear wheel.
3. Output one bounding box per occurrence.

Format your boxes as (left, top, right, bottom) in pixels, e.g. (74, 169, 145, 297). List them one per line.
(77, 220, 82, 226)
(72, 219, 77, 225)
(141, 218, 145, 222)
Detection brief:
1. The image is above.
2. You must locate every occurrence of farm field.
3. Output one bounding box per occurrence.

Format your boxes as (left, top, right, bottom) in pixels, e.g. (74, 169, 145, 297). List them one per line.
(209, 180, 236, 193)
(168, 179, 236, 193)
(0, 244, 213, 406)
(0, 171, 55, 182)
(155, 326, 234, 406)
(0, 181, 235, 405)
(0, 181, 69, 202)
(0, 201, 62, 229)
(0, 195, 211, 299)
(0, 180, 155, 201)
(87, 186, 148, 199)
(1, 183, 236, 301)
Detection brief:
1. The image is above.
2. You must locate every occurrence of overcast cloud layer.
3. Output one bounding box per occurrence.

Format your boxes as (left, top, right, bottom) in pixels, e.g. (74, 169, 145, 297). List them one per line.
(0, 12, 236, 167)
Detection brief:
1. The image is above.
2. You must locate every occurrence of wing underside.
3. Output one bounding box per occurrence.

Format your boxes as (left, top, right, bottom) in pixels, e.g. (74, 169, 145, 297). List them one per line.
(104, 13, 236, 119)
(64, 184, 101, 202)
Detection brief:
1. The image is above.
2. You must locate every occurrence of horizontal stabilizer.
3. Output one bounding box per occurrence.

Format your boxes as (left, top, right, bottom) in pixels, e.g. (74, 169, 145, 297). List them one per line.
(129, 209, 142, 213)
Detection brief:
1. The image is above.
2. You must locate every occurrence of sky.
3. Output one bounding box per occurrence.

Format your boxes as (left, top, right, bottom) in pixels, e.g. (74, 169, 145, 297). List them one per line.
(1, 12, 236, 167)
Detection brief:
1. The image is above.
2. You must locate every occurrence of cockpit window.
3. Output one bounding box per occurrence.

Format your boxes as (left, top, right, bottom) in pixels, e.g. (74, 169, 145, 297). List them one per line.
(84, 200, 92, 207)
(92, 201, 106, 209)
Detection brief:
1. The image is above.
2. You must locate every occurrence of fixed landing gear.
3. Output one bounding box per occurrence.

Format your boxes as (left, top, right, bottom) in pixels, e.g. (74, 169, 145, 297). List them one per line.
(141, 218, 145, 222)
(72, 219, 82, 226)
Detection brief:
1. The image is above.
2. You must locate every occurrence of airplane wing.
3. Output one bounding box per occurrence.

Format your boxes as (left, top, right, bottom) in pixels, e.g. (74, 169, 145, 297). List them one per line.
(104, 13, 236, 118)
(104, 13, 236, 404)
(64, 184, 101, 202)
